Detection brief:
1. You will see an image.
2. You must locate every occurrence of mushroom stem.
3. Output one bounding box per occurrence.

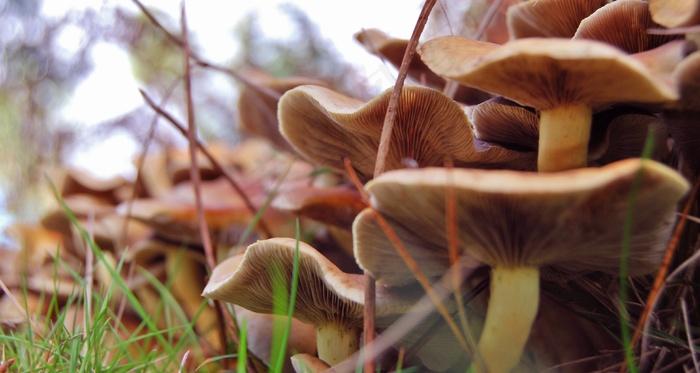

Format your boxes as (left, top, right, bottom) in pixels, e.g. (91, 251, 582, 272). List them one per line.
(537, 104, 592, 172)
(316, 323, 361, 366)
(473, 266, 540, 373)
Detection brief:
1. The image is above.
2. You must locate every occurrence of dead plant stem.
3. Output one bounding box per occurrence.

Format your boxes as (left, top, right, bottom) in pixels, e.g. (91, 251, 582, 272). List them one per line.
(138, 90, 273, 239)
(631, 176, 700, 349)
(181, 6, 250, 371)
(369, 2, 437, 370)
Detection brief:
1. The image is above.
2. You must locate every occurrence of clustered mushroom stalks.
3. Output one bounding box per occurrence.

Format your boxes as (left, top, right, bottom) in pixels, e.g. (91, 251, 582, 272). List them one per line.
(198, 1, 700, 372)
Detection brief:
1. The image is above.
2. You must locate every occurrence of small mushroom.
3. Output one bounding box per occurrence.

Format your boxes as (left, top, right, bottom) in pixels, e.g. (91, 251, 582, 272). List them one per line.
(419, 36, 678, 171)
(117, 177, 290, 246)
(354, 159, 689, 373)
(202, 237, 427, 367)
(354, 28, 492, 104)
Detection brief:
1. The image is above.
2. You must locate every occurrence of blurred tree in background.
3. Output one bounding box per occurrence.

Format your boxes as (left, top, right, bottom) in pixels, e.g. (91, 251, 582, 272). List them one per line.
(0, 0, 371, 226)
(0, 0, 95, 218)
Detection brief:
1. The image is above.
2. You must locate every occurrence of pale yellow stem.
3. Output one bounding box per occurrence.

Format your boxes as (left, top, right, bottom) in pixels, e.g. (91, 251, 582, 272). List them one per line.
(537, 104, 592, 172)
(316, 323, 360, 366)
(472, 266, 540, 373)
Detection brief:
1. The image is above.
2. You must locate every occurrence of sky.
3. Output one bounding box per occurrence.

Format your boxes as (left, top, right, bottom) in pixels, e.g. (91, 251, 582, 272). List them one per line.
(40, 0, 427, 178)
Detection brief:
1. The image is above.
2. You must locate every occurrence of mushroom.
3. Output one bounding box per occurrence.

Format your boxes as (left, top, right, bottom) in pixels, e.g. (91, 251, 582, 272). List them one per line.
(290, 353, 330, 373)
(117, 177, 291, 246)
(272, 182, 367, 231)
(419, 37, 678, 171)
(237, 69, 329, 151)
(202, 237, 428, 367)
(649, 0, 700, 29)
(573, 0, 682, 53)
(506, 0, 609, 40)
(278, 84, 534, 182)
(353, 159, 689, 373)
(354, 28, 492, 104)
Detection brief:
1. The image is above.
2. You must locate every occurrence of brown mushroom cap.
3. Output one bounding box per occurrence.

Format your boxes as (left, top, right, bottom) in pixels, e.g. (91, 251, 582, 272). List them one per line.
(420, 36, 678, 171)
(419, 37, 678, 110)
(506, 0, 609, 39)
(573, 0, 682, 53)
(272, 183, 367, 230)
(238, 70, 329, 151)
(650, 0, 700, 28)
(203, 237, 424, 327)
(279, 84, 534, 181)
(470, 96, 539, 151)
(354, 158, 689, 286)
(202, 238, 428, 366)
(354, 28, 491, 105)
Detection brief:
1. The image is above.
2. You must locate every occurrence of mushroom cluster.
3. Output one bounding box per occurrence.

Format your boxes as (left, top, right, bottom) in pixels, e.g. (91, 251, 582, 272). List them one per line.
(204, 1, 699, 372)
(3, 1, 699, 372)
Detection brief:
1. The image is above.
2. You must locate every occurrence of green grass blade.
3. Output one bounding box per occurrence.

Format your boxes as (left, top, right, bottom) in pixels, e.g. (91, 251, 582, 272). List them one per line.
(237, 318, 248, 373)
(271, 219, 302, 373)
(619, 128, 657, 373)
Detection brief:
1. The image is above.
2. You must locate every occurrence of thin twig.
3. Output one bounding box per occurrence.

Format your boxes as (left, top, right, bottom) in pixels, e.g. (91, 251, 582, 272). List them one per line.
(473, 0, 504, 41)
(331, 254, 476, 373)
(131, 0, 282, 101)
(181, 6, 246, 371)
(344, 158, 471, 355)
(444, 159, 484, 371)
(0, 278, 40, 337)
(640, 244, 700, 364)
(373, 0, 437, 177)
(182, 1, 214, 271)
(368, 2, 437, 370)
(680, 299, 699, 371)
(138, 90, 274, 239)
(631, 176, 700, 348)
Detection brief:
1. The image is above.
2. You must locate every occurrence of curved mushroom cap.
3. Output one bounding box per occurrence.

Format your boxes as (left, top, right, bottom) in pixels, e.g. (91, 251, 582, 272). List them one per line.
(290, 353, 330, 373)
(573, 0, 682, 53)
(354, 159, 689, 286)
(41, 194, 114, 239)
(418, 37, 679, 110)
(470, 97, 539, 151)
(506, 0, 609, 39)
(354, 29, 491, 105)
(279, 85, 534, 181)
(203, 237, 425, 327)
(649, 0, 700, 28)
(238, 70, 328, 152)
(587, 109, 669, 166)
(50, 167, 130, 204)
(117, 177, 290, 245)
(272, 184, 367, 230)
